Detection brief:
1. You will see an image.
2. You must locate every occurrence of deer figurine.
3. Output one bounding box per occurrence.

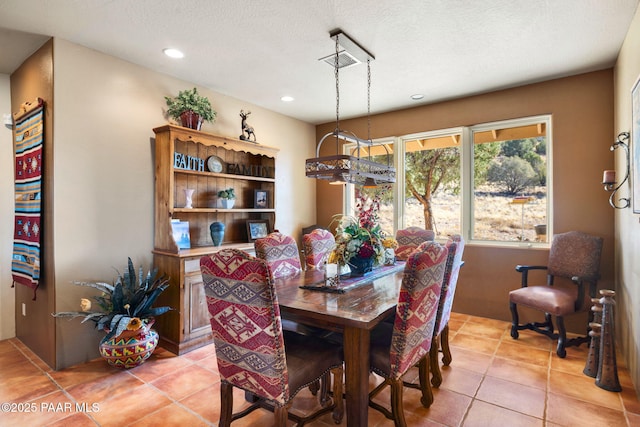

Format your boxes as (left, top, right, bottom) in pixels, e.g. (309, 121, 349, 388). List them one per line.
(239, 110, 256, 142)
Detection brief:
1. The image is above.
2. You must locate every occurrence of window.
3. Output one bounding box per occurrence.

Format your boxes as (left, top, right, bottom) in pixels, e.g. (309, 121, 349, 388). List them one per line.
(401, 129, 462, 237)
(343, 115, 551, 246)
(470, 116, 550, 243)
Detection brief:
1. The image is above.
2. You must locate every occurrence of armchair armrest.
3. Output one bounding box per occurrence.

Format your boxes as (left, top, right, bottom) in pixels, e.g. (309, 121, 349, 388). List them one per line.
(515, 265, 548, 288)
(570, 274, 601, 311)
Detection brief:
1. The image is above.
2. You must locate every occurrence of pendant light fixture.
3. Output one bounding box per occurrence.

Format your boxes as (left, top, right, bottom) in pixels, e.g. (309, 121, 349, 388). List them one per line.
(305, 30, 396, 186)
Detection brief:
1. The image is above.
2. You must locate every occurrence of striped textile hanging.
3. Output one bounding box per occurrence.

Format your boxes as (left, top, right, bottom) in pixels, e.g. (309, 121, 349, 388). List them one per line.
(12, 99, 44, 300)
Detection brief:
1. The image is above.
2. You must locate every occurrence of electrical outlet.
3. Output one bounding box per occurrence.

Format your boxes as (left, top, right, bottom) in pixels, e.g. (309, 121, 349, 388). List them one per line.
(22, 303, 26, 316)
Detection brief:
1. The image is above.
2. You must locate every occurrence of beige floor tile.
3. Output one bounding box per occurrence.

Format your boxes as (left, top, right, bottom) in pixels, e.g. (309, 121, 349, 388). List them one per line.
(458, 322, 506, 340)
(546, 392, 628, 426)
(463, 399, 543, 427)
(450, 332, 500, 355)
(548, 370, 623, 411)
(150, 364, 220, 400)
(476, 375, 546, 418)
(0, 311, 638, 427)
(487, 356, 549, 390)
(495, 340, 551, 367)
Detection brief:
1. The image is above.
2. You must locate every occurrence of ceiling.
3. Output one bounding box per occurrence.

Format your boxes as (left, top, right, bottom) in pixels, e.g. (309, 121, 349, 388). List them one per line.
(0, 0, 638, 125)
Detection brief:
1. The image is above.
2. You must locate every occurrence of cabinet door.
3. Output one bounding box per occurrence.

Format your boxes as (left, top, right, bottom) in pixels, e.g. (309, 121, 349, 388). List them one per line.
(186, 271, 211, 334)
(184, 259, 211, 336)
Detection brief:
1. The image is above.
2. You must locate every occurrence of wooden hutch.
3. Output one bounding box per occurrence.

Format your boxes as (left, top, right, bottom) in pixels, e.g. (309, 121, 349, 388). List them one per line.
(152, 124, 278, 354)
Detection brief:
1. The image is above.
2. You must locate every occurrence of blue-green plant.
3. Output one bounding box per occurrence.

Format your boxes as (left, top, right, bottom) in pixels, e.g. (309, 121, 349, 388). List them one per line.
(53, 258, 172, 340)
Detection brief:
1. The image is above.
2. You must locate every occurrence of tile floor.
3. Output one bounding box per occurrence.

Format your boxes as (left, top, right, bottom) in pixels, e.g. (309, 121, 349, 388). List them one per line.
(1, 313, 639, 426)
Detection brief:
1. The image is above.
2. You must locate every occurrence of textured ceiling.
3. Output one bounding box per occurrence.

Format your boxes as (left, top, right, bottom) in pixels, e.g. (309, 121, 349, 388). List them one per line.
(0, 0, 638, 124)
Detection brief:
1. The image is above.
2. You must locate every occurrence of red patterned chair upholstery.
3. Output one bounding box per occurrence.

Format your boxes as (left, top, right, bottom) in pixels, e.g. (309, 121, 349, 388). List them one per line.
(395, 227, 435, 261)
(302, 228, 335, 270)
(200, 249, 344, 426)
(426, 234, 465, 388)
(368, 241, 448, 426)
(509, 231, 603, 358)
(254, 232, 302, 279)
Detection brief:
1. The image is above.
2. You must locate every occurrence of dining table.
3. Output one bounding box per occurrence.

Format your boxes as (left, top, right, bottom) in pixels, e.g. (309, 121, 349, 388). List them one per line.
(273, 262, 406, 427)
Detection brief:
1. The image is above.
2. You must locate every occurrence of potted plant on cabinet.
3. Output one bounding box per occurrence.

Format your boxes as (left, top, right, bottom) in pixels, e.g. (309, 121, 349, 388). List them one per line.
(53, 258, 172, 369)
(217, 188, 236, 209)
(165, 87, 216, 131)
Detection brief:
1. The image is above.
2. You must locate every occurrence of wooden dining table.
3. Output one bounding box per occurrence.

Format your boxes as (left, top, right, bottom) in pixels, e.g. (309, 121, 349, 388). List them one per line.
(273, 263, 406, 427)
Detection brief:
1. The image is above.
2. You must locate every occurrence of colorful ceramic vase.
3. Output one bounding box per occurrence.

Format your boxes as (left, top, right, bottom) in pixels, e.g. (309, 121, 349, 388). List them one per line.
(99, 320, 158, 369)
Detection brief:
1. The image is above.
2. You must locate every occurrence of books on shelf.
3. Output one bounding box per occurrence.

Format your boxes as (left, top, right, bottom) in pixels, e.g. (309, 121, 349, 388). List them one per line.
(171, 219, 191, 249)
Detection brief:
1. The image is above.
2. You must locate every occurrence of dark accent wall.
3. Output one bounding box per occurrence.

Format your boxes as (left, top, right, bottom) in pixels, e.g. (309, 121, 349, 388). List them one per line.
(11, 39, 55, 368)
(316, 69, 615, 333)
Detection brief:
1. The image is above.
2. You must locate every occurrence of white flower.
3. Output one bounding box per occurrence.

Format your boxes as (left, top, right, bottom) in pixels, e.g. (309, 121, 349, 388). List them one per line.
(80, 298, 92, 311)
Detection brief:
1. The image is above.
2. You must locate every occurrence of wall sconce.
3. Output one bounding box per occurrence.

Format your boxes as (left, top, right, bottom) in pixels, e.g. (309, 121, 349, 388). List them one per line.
(603, 132, 630, 209)
(3, 113, 13, 129)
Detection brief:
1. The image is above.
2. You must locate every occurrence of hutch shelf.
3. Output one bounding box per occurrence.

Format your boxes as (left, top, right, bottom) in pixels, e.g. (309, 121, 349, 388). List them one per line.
(152, 124, 278, 354)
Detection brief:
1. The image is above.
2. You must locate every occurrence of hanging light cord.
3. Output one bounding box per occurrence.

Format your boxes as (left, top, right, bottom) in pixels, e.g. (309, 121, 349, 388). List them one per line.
(367, 58, 371, 144)
(334, 34, 340, 154)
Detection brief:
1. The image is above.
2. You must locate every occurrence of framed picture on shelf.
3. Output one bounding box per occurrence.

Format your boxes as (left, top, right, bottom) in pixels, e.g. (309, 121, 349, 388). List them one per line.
(632, 75, 640, 213)
(246, 219, 270, 242)
(254, 189, 268, 208)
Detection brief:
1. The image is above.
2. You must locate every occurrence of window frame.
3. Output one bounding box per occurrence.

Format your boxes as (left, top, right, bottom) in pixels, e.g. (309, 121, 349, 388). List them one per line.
(342, 114, 552, 248)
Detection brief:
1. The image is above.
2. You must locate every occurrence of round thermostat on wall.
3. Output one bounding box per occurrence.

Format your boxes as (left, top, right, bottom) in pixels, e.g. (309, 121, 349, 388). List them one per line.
(207, 155, 224, 173)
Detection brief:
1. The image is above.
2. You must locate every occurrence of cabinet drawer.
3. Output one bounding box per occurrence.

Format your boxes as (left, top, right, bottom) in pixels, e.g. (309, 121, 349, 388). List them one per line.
(185, 259, 200, 274)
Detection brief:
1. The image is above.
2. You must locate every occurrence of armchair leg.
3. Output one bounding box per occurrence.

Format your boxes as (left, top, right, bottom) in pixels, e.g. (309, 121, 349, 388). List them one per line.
(509, 301, 520, 339)
(556, 316, 567, 358)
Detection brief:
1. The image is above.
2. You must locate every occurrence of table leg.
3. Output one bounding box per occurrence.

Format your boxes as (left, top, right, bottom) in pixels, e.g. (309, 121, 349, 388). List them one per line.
(343, 326, 370, 427)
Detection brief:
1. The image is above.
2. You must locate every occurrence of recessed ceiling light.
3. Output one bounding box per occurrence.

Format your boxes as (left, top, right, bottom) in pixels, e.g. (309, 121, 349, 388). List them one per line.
(163, 48, 184, 59)
(410, 94, 424, 100)
(281, 96, 294, 102)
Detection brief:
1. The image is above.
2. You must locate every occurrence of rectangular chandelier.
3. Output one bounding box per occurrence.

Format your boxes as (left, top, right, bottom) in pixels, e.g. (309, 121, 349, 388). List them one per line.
(305, 131, 396, 185)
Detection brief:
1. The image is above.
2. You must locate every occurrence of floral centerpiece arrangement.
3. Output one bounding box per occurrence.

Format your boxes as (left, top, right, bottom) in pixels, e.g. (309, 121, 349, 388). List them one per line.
(53, 258, 172, 368)
(329, 192, 395, 275)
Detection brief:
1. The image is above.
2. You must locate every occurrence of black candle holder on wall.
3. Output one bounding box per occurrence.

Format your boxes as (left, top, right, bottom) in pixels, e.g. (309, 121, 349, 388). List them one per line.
(603, 132, 630, 209)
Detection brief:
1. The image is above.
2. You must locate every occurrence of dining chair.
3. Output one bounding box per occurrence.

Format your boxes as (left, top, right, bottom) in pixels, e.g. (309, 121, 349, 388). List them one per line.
(368, 241, 448, 426)
(426, 234, 465, 388)
(509, 230, 603, 358)
(200, 249, 344, 426)
(255, 230, 333, 398)
(302, 228, 335, 270)
(254, 231, 303, 278)
(395, 226, 435, 261)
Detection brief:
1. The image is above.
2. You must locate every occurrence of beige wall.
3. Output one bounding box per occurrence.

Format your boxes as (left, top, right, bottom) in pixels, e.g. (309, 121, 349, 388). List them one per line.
(316, 70, 616, 336)
(614, 5, 640, 397)
(0, 73, 15, 340)
(0, 38, 317, 369)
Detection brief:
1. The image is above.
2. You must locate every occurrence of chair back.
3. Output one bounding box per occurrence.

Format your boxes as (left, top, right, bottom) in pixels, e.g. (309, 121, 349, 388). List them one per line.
(395, 227, 435, 260)
(547, 231, 603, 283)
(427, 235, 465, 336)
(547, 231, 602, 283)
(255, 232, 303, 279)
(390, 241, 448, 379)
(200, 249, 290, 405)
(302, 228, 335, 269)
